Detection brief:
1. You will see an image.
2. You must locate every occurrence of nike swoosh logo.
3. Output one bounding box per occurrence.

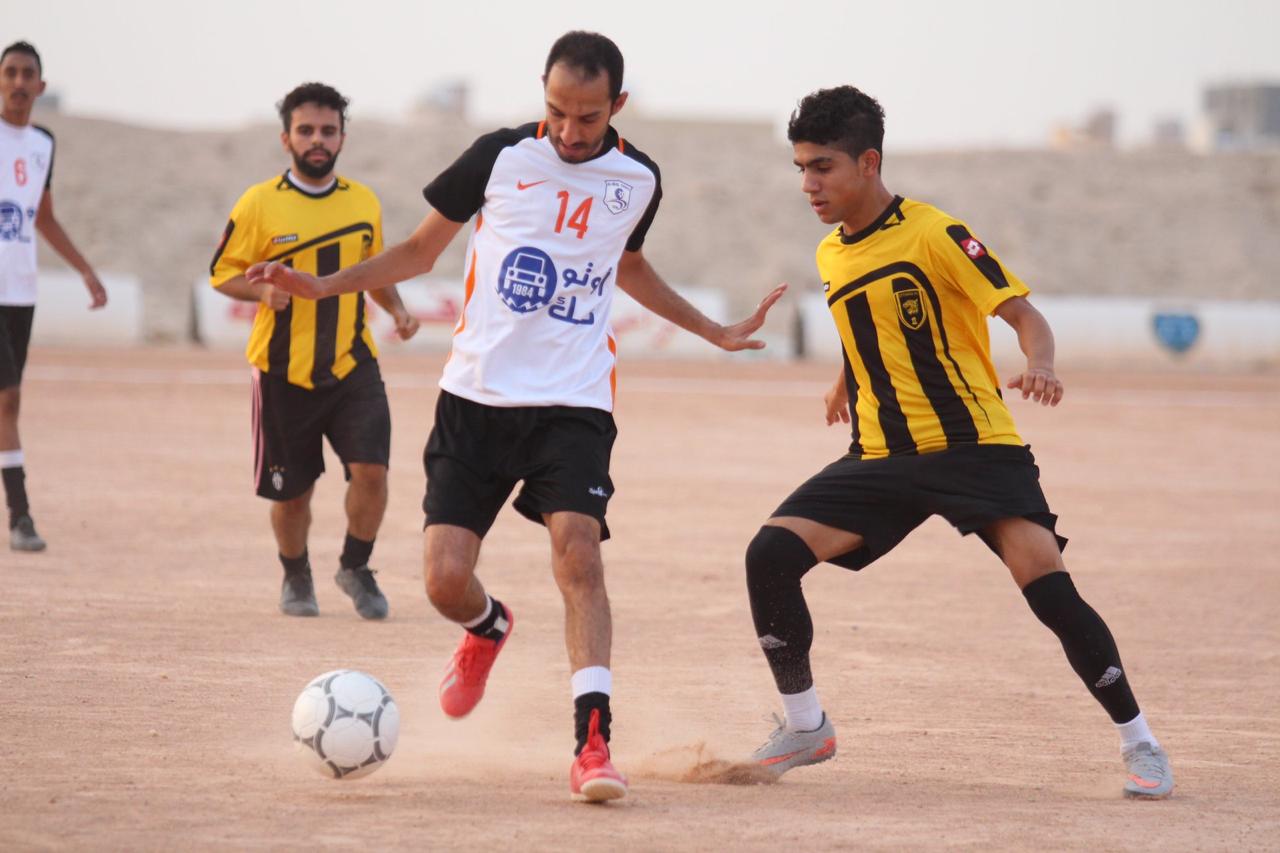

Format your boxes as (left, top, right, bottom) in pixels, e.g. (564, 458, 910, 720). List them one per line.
(1128, 774, 1162, 789)
(517, 179, 548, 191)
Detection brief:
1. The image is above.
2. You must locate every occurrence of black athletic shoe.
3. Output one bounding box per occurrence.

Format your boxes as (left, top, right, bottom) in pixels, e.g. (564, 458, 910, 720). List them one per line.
(280, 571, 319, 617)
(335, 566, 389, 620)
(9, 515, 47, 552)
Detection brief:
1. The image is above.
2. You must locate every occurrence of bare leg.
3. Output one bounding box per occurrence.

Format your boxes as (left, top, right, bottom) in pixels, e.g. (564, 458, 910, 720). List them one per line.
(545, 512, 610, 671)
(0, 385, 20, 451)
(344, 463, 387, 541)
(423, 523, 487, 623)
(270, 485, 313, 558)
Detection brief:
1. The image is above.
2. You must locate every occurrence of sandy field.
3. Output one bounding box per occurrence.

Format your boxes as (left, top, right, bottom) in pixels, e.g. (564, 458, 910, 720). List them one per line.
(1, 346, 1278, 852)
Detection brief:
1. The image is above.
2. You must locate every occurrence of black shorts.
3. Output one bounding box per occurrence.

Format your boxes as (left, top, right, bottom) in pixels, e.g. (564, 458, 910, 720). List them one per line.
(423, 390, 617, 540)
(0, 305, 35, 389)
(772, 443, 1067, 571)
(251, 358, 391, 501)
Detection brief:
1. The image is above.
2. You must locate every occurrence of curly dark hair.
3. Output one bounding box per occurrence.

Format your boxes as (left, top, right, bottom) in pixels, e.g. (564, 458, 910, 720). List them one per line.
(277, 82, 349, 132)
(1, 41, 42, 75)
(545, 31, 624, 101)
(787, 86, 886, 168)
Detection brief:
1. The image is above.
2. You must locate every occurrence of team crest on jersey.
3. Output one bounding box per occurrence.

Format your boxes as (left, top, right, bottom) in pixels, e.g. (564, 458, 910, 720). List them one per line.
(272, 470, 284, 492)
(603, 180, 632, 214)
(895, 284, 927, 330)
(0, 202, 23, 241)
(497, 246, 558, 313)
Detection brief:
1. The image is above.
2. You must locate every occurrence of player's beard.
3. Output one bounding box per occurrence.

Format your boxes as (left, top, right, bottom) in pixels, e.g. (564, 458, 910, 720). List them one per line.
(293, 147, 339, 180)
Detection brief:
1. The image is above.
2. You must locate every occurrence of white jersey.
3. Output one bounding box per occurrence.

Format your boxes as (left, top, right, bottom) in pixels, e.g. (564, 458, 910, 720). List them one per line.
(0, 119, 54, 306)
(424, 122, 662, 412)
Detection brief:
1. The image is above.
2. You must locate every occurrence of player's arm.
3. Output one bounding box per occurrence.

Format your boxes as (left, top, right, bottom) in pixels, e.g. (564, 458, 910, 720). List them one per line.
(248, 210, 464, 300)
(824, 369, 850, 426)
(367, 286, 420, 340)
(214, 274, 290, 310)
(615, 249, 786, 351)
(34, 190, 107, 309)
(994, 296, 1063, 406)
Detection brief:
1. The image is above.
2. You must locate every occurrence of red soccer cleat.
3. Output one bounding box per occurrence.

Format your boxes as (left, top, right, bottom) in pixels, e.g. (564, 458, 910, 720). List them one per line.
(570, 708, 628, 802)
(438, 605, 513, 718)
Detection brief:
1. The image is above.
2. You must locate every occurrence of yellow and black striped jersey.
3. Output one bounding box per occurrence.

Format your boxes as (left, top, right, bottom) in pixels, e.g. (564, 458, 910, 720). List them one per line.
(210, 173, 383, 389)
(819, 196, 1029, 458)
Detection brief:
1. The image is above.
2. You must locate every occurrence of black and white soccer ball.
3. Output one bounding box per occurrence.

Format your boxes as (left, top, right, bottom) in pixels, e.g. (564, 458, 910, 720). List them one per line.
(291, 670, 399, 780)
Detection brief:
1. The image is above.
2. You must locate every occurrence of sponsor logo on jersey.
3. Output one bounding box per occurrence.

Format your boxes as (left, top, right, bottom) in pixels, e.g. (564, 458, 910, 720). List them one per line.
(959, 236, 986, 259)
(895, 285, 927, 331)
(0, 201, 24, 241)
(588, 486, 609, 497)
(516, 179, 547, 191)
(497, 246, 558, 313)
(603, 180, 632, 214)
(272, 233, 299, 245)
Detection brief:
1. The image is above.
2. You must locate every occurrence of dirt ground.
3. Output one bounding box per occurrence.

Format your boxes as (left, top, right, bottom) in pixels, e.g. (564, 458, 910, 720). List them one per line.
(2, 346, 1278, 852)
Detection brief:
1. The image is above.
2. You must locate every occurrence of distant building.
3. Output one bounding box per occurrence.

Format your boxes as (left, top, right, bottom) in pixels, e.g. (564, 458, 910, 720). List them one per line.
(1151, 117, 1185, 148)
(1203, 83, 1280, 150)
(1050, 107, 1117, 150)
(412, 80, 468, 120)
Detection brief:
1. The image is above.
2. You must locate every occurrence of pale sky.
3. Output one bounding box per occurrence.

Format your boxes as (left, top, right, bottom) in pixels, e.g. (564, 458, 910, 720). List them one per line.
(12, 0, 1279, 148)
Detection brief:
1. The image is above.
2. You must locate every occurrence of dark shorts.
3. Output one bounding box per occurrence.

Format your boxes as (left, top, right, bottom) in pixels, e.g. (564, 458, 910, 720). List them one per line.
(423, 389, 617, 540)
(772, 443, 1067, 571)
(252, 358, 391, 501)
(0, 305, 35, 389)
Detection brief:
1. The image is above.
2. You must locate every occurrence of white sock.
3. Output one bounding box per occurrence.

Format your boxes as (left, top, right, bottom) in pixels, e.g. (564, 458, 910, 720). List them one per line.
(460, 595, 494, 628)
(1116, 711, 1160, 751)
(571, 666, 612, 698)
(0, 449, 23, 468)
(781, 686, 824, 732)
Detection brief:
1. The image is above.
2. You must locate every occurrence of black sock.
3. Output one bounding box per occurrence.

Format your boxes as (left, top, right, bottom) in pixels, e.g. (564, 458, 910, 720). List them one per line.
(279, 550, 311, 577)
(464, 596, 509, 641)
(3, 465, 29, 527)
(340, 534, 375, 570)
(1022, 571, 1141, 724)
(745, 526, 821, 695)
(574, 692, 611, 755)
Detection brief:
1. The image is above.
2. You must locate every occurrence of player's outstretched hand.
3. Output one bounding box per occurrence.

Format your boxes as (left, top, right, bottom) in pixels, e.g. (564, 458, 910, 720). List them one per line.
(392, 309, 421, 341)
(83, 271, 108, 309)
(714, 283, 788, 351)
(825, 374, 851, 426)
(1006, 366, 1064, 407)
(247, 261, 325, 300)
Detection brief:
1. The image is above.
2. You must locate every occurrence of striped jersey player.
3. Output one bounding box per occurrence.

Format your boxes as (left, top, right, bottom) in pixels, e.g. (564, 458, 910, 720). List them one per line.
(250, 31, 785, 803)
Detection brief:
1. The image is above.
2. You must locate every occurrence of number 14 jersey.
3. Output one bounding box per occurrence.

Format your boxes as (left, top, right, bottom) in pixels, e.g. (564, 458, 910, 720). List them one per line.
(424, 122, 661, 412)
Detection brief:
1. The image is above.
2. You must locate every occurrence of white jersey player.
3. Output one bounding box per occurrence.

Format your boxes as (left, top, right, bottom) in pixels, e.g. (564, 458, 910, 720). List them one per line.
(250, 30, 785, 803)
(0, 41, 107, 552)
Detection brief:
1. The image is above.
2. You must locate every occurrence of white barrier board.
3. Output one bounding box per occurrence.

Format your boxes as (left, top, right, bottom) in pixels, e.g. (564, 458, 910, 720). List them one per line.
(800, 293, 1280, 370)
(30, 271, 143, 346)
(194, 276, 734, 360)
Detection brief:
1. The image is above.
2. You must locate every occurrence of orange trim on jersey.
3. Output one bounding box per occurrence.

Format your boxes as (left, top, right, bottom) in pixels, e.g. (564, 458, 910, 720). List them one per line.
(607, 334, 618, 406)
(617, 136, 625, 152)
(453, 248, 479, 337)
(475, 212, 483, 231)
(536, 121, 546, 139)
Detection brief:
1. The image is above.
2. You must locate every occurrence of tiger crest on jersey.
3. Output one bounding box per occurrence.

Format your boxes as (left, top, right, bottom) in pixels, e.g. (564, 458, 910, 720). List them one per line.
(894, 281, 927, 330)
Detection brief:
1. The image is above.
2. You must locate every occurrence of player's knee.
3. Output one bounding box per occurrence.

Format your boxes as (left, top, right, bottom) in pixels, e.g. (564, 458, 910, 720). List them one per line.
(745, 524, 818, 593)
(425, 558, 472, 608)
(552, 537, 604, 592)
(346, 463, 386, 486)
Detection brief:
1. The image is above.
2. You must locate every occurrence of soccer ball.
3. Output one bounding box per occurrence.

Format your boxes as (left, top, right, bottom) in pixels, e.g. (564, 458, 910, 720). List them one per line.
(291, 670, 400, 780)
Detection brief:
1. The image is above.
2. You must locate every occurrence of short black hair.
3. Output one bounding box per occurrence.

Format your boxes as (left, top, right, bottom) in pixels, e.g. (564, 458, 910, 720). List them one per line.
(544, 31, 624, 101)
(788, 86, 886, 168)
(277, 82, 349, 132)
(1, 41, 42, 75)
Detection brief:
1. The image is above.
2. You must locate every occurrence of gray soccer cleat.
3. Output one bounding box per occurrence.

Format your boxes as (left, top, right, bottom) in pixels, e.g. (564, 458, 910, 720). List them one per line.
(752, 712, 837, 776)
(334, 566, 389, 620)
(1123, 741, 1174, 799)
(9, 515, 47, 552)
(279, 571, 319, 617)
